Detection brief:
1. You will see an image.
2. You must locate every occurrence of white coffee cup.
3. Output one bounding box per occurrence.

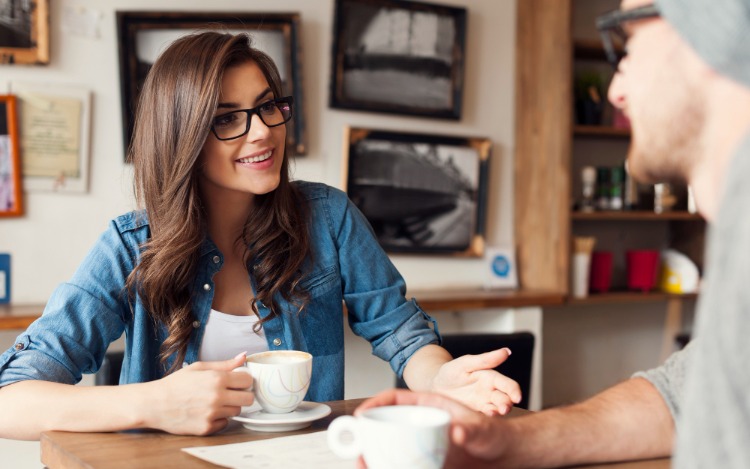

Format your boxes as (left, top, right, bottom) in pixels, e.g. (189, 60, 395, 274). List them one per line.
(239, 350, 312, 414)
(327, 405, 450, 469)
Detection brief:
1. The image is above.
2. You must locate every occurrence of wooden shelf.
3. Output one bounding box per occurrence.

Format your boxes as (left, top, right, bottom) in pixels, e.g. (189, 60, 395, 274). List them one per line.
(408, 288, 565, 311)
(573, 125, 631, 138)
(0, 304, 44, 330)
(7, 292, 566, 331)
(566, 291, 698, 306)
(572, 210, 704, 221)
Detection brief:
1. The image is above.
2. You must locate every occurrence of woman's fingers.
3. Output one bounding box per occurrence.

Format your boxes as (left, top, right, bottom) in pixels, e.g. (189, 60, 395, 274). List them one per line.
(454, 348, 512, 374)
(491, 374, 522, 404)
(187, 352, 247, 372)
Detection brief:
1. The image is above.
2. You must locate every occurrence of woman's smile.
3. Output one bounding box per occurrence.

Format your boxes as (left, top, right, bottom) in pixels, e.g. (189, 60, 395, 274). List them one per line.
(236, 148, 274, 166)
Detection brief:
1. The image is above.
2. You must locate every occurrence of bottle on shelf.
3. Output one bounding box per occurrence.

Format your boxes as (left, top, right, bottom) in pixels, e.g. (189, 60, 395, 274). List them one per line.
(654, 183, 677, 213)
(596, 167, 610, 210)
(624, 160, 640, 210)
(580, 166, 597, 212)
(609, 166, 624, 210)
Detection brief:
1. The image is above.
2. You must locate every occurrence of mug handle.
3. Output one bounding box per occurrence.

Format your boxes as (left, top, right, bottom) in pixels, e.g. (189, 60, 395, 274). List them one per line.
(327, 415, 361, 459)
(231, 366, 254, 391)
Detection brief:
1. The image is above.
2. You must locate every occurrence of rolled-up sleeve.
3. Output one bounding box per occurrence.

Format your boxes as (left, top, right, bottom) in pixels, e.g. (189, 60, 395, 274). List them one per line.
(0, 221, 134, 387)
(633, 340, 694, 421)
(325, 187, 440, 377)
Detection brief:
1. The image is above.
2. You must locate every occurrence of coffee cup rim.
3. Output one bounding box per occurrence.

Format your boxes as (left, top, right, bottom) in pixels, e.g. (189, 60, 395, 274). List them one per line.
(361, 405, 451, 426)
(245, 350, 312, 364)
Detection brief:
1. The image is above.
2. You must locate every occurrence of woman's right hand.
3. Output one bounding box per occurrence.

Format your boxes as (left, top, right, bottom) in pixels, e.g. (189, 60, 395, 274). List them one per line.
(143, 352, 255, 435)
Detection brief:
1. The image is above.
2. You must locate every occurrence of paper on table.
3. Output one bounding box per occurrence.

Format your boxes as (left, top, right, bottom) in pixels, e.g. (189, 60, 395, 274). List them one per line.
(182, 430, 355, 469)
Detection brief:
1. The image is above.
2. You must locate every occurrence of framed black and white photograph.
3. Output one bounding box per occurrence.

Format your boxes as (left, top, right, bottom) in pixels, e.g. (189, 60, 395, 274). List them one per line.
(116, 11, 306, 159)
(0, 0, 49, 64)
(330, 0, 467, 119)
(344, 127, 490, 256)
(0, 95, 23, 217)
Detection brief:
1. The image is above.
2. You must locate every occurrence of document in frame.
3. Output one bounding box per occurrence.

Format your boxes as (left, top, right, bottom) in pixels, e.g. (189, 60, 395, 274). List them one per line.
(11, 82, 92, 193)
(18, 93, 81, 178)
(182, 431, 355, 469)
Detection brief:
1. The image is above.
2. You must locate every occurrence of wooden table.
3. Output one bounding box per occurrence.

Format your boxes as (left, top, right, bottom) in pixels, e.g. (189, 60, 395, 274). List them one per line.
(41, 399, 669, 469)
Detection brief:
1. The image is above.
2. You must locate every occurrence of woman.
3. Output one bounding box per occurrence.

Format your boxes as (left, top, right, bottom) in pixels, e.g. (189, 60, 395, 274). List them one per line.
(0, 32, 519, 440)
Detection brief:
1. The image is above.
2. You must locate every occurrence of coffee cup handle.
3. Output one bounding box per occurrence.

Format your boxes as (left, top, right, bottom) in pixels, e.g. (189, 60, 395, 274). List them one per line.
(231, 366, 254, 391)
(327, 416, 361, 459)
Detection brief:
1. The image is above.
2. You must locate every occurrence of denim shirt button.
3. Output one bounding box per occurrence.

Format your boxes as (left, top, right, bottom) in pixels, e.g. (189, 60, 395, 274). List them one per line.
(203, 283, 211, 291)
(192, 320, 200, 328)
(272, 338, 282, 346)
(212, 255, 221, 264)
(14, 343, 24, 351)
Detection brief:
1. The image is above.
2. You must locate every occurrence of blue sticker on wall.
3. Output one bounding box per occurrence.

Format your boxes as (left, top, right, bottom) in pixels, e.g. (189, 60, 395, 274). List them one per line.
(0, 253, 10, 304)
(492, 254, 511, 278)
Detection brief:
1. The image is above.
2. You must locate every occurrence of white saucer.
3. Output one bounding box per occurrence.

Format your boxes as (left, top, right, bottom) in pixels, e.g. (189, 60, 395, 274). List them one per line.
(232, 402, 332, 432)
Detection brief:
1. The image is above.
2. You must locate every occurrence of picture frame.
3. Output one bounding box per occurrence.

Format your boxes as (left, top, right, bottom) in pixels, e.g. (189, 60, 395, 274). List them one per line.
(12, 82, 92, 193)
(0, 0, 49, 65)
(343, 127, 490, 256)
(330, 0, 467, 119)
(116, 11, 306, 159)
(0, 95, 23, 217)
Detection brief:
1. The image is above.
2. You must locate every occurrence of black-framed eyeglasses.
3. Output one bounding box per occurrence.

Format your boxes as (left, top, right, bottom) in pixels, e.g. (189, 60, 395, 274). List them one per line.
(210, 96, 294, 141)
(596, 4, 660, 70)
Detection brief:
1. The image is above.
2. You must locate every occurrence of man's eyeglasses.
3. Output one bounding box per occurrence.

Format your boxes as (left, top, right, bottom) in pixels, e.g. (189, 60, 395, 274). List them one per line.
(210, 96, 294, 141)
(596, 4, 660, 70)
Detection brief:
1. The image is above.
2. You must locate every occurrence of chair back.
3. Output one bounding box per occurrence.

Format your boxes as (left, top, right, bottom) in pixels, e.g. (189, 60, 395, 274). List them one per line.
(396, 331, 535, 409)
(95, 351, 125, 386)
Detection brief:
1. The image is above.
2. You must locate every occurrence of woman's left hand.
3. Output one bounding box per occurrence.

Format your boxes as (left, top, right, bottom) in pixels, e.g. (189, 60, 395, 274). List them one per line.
(430, 348, 521, 416)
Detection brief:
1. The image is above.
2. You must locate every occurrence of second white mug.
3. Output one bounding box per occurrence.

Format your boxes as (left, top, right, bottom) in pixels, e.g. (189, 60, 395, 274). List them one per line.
(327, 405, 450, 469)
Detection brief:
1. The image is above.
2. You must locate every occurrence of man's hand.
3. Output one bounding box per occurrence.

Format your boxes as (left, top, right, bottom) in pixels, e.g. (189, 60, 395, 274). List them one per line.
(356, 389, 510, 468)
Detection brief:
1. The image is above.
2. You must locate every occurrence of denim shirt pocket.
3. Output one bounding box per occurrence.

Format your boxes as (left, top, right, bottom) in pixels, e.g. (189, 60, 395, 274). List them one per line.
(296, 265, 345, 356)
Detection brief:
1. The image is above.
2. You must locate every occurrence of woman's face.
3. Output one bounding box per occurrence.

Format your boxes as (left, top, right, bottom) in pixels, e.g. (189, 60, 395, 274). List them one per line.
(198, 60, 286, 205)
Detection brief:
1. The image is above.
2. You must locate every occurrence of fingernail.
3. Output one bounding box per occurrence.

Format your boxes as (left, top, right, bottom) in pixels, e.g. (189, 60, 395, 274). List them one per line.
(234, 351, 247, 360)
(504, 347, 512, 356)
(182, 361, 189, 368)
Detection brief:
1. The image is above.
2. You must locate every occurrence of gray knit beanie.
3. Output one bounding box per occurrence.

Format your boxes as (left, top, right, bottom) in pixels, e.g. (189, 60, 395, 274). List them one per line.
(655, 0, 750, 87)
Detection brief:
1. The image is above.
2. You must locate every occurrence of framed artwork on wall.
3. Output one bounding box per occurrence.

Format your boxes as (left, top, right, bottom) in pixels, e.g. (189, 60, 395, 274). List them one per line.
(330, 0, 467, 119)
(0, 95, 23, 217)
(0, 0, 49, 64)
(116, 11, 306, 159)
(343, 126, 490, 256)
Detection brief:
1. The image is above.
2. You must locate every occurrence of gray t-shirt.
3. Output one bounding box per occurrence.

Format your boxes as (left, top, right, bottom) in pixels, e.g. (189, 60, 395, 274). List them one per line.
(638, 132, 750, 468)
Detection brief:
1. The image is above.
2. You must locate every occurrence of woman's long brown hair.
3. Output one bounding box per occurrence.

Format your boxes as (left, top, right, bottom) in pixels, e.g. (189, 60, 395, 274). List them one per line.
(126, 32, 310, 373)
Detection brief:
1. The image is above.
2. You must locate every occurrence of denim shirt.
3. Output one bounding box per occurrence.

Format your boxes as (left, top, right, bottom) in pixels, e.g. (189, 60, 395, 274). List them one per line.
(0, 182, 440, 402)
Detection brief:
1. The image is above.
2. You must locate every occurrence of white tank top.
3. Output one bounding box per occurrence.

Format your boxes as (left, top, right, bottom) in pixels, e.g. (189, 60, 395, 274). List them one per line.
(198, 309, 269, 362)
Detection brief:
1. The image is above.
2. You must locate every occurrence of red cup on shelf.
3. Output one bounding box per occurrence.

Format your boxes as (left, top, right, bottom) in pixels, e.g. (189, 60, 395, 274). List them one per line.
(589, 251, 613, 293)
(626, 250, 660, 292)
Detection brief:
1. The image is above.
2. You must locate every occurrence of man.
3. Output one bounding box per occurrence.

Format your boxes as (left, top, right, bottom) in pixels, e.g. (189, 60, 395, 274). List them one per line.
(357, 0, 750, 467)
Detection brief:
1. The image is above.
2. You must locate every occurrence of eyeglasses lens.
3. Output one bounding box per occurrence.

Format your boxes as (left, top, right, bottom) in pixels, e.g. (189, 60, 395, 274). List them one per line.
(213, 100, 293, 140)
